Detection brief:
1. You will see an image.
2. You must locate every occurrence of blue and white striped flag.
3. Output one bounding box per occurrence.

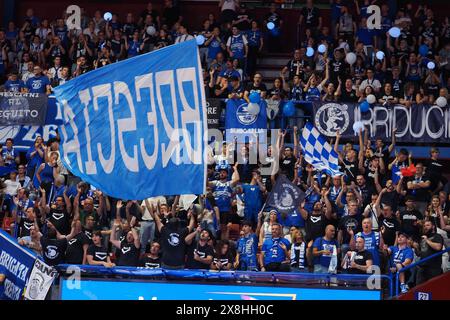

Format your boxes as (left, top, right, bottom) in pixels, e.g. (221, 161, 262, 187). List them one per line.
(300, 122, 343, 177)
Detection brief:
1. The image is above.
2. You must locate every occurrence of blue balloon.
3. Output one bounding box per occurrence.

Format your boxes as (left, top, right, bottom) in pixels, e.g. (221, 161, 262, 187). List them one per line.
(419, 44, 429, 56)
(360, 100, 370, 113)
(267, 22, 275, 30)
(249, 92, 261, 103)
(283, 101, 295, 117)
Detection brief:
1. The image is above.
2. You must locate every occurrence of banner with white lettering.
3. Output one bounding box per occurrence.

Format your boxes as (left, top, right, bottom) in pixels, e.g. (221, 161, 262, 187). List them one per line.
(24, 259, 57, 300)
(53, 40, 208, 199)
(0, 92, 48, 126)
(225, 98, 267, 143)
(312, 102, 450, 143)
(206, 98, 223, 130)
(0, 97, 62, 151)
(0, 229, 36, 300)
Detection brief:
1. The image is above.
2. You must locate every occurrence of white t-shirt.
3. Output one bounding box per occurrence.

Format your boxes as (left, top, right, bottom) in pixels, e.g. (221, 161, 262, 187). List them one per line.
(5, 179, 21, 196)
(221, 0, 237, 11)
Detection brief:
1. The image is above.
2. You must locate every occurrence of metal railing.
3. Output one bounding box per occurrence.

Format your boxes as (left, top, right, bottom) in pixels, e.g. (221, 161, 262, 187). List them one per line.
(394, 247, 450, 296)
(56, 264, 392, 299)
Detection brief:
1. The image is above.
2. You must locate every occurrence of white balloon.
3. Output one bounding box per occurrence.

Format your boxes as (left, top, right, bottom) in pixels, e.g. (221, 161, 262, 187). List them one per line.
(427, 61, 436, 70)
(367, 94, 376, 104)
(346, 52, 357, 65)
(352, 121, 365, 135)
(436, 96, 448, 107)
(195, 34, 205, 46)
(247, 102, 260, 115)
(376, 51, 385, 60)
(318, 44, 327, 53)
(388, 27, 401, 38)
(306, 47, 314, 57)
(146, 26, 156, 36)
(103, 12, 112, 21)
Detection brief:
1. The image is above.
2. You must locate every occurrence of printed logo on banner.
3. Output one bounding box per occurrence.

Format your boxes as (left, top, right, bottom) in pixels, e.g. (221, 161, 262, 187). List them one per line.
(24, 259, 57, 300)
(266, 99, 280, 120)
(314, 103, 350, 136)
(236, 102, 258, 125)
(266, 175, 305, 215)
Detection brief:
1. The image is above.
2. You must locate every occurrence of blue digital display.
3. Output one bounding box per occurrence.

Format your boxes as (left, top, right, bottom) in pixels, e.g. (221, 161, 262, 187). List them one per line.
(60, 280, 381, 300)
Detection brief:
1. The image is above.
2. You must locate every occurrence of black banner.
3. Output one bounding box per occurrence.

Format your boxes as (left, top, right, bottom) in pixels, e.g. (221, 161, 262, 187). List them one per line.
(206, 98, 223, 130)
(312, 102, 450, 143)
(0, 92, 48, 126)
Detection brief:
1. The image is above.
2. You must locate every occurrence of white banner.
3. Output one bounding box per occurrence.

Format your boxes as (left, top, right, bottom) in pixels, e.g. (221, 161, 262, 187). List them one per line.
(24, 259, 57, 300)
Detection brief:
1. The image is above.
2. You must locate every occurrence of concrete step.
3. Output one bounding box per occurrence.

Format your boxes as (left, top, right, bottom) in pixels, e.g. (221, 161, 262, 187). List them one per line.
(257, 57, 290, 66)
(257, 69, 282, 79)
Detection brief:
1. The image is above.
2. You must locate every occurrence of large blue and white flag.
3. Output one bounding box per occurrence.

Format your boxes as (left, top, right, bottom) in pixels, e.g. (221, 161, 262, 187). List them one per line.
(300, 122, 342, 177)
(53, 40, 208, 199)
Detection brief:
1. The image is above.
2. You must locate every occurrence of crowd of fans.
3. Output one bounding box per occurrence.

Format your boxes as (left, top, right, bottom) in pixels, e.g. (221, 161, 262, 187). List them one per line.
(0, 0, 449, 296)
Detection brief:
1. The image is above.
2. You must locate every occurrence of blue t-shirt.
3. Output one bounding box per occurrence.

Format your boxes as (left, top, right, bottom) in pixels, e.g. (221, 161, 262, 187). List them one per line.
(212, 180, 233, 212)
(305, 86, 322, 101)
(4, 80, 26, 92)
(313, 237, 339, 267)
(237, 233, 258, 268)
(356, 28, 375, 46)
(355, 231, 381, 266)
(247, 30, 262, 48)
(331, 3, 343, 21)
(219, 68, 241, 80)
(26, 75, 50, 93)
(242, 184, 263, 211)
(128, 40, 141, 57)
(389, 245, 414, 268)
(228, 34, 246, 59)
(262, 237, 291, 265)
(207, 38, 223, 60)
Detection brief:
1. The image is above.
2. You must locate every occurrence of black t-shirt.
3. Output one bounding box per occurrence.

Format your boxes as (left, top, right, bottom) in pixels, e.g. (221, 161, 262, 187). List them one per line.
(116, 241, 140, 267)
(400, 209, 423, 241)
(163, 6, 180, 28)
(406, 175, 431, 202)
(285, 59, 307, 80)
(305, 213, 327, 243)
(245, 83, 267, 96)
(185, 240, 215, 269)
(342, 158, 359, 183)
(160, 225, 189, 267)
(419, 233, 444, 269)
(41, 237, 67, 266)
(380, 216, 400, 246)
(280, 155, 296, 181)
(18, 219, 36, 238)
(264, 12, 282, 28)
(82, 227, 94, 244)
(49, 208, 71, 235)
(357, 184, 375, 208)
(348, 250, 373, 274)
(87, 244, 109, 263)
(139, 255, 161, 268)
(380, 190, 399, 212)
(65, 232, 90, 264)
(340, 89, 358, 102)
(301, 6, 321, 27)
(212, 252, 235, 270)
(424, 159, 444, 186)
(339, 214, 363, 244)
